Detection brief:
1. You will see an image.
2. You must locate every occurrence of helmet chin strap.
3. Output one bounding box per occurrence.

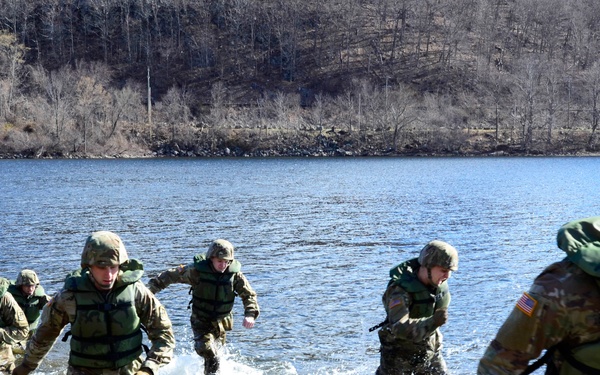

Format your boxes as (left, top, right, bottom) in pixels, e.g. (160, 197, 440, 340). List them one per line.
(427, 268, 433, 284)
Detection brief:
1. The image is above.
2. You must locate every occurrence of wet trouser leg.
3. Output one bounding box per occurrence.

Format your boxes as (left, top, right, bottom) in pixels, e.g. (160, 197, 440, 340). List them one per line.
(0, 343, 15, 375)
(193, 323, 226, 375)
(376, 345, 447, 375)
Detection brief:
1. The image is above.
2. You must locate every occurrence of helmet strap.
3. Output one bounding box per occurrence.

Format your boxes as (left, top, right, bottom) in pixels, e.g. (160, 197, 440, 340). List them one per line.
(427, 268, 433, 284)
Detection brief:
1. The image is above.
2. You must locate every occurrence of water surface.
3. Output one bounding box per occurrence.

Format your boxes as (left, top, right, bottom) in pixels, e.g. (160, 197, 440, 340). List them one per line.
(1, 157, 597, 374)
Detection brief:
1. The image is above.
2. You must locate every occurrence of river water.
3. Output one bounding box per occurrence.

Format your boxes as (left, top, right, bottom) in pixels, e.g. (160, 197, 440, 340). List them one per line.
(1, 157, 598, 374)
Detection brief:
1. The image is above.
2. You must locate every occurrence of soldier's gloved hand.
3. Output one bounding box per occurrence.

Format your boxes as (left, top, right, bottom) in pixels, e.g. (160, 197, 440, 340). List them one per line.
(12, 363, 35, 375)
(134, 368, 153, 375)
(432, 308, 448, 327)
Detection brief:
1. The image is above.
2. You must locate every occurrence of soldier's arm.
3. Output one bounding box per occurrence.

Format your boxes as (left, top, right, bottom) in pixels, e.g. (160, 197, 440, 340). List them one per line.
(385, 285, 439, 342)
(234, 272, 259, 319)
(0, 293, 29, 344)
(477, 273, 570, 374)
(134, 282, 175, 374)
(39, 293, 52, 308)
(147, 264, 193, 294)
(21, 291, 71, 370)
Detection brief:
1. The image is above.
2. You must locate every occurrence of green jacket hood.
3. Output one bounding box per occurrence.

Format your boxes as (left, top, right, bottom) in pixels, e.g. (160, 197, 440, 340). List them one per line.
(556, 216, 600, 277)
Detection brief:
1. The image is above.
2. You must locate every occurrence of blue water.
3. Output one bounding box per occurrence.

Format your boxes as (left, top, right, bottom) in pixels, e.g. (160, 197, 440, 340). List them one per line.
(1, 156, 598, 374)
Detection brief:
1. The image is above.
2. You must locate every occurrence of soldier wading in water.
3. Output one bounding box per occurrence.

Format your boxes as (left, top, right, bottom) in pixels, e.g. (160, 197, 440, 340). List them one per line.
(0, 277, 28, 374)
(478, 216, 600, 375)
(148, 239, 259, 375)
(7, 270, 50, 354)
(373, 240, 459, 375)
(12, 231, 175, 375)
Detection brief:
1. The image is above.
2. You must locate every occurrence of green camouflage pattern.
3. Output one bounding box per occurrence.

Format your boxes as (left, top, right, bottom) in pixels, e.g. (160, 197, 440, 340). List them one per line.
(376, 259, 449, 375)
(478, 216, 600, 375)
(81, 231, 129, 268)
(556, 216, 600, 277)
(20, 276, 174, 375)
(0, 287, 29, 374)
(148, 259, 259, 374)
(147, 262, 259, 321)
(418, 240, 458, 271)
(376, 345, 447, 375)
(15, 270, 39, 286)
(66, 270, 143, 369)
(206, 239, 235, 260)
(7, 282, 50, 330)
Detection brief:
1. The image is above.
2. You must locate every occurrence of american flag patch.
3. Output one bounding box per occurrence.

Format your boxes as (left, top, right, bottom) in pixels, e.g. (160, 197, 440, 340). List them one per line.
(516, 292, 537, 317)
(389, 299, 403, 309)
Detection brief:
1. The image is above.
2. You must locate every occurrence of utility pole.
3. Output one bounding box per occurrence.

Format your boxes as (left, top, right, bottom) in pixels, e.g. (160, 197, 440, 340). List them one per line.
(147, 66, 152, 125)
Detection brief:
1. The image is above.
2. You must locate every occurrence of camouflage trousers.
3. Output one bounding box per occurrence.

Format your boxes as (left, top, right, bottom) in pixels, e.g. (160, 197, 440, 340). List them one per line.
(65, 357, 143, 375)
(0, 342, 15, 375)
(192, 318, 229, 375)
(375, 345, 447, 375)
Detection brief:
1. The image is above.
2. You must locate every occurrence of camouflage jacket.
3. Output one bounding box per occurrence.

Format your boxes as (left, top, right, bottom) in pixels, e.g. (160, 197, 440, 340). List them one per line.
(7, 283, 50, 330)
(479, 217, 600, 375)
(378, 258, 449, 356)
(21, 270, 175, 375)
(478, 258, 600, 375)
(0, 292, 29, 346)
(147, 262, 260, 323)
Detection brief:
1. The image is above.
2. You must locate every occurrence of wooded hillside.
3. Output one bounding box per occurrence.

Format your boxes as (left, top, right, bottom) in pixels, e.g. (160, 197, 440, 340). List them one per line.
(2, 0, 600, 157)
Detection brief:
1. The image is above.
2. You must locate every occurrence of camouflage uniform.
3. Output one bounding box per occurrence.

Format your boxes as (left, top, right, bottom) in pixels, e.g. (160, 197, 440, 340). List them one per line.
(14, 231, 175, 375)
(376, 241, 458, 375)
(478, 217, 600, 375)
(7, 270, 50, 354)
(0, 278, 28, 374)
(147, 239, 259, 375)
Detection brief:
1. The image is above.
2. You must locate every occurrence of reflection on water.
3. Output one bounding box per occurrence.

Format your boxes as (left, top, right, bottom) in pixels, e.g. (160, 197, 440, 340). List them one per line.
(1, 157, 598, 374)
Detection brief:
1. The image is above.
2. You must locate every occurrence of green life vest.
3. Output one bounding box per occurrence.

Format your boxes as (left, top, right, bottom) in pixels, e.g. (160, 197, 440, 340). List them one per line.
(190, 254, 241, 320)
(63, 260, 144, 370)
(388, 258, 450, 319)
(7, 282, 46, 328)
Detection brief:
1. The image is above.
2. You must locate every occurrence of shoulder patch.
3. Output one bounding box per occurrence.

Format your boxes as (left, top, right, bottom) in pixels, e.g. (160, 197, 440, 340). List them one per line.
(388, 298, 403, 310)
(516, 292, 537, 317)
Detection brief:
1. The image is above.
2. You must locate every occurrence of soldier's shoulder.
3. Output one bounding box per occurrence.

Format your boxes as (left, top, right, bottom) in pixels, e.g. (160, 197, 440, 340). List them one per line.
(532, 259, 597, 296)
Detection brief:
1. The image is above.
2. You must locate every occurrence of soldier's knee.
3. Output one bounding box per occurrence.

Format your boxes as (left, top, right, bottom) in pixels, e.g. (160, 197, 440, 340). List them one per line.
(194, 339, 215, 358)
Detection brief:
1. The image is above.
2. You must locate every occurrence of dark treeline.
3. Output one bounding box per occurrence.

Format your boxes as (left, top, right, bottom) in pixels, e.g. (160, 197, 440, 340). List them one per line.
(1, 0, 600, 157)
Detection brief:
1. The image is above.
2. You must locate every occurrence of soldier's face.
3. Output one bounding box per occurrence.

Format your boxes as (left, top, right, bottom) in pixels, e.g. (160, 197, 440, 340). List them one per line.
(21, 285, 36, 297)
(430, 266, 452, 286)
(89, 264, 120, 290)
(211, 257, 231, 273)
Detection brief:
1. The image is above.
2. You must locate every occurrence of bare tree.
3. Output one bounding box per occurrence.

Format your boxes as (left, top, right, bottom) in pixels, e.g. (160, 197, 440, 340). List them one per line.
(0, 32, 27, 120)
(107, 83, 142, 138)
(30, 65, 76, 146)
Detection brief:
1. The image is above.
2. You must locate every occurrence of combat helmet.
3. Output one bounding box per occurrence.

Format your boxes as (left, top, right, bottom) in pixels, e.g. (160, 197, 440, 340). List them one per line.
(16, 269, 40, 286)
(81, 231, 129, 269)
(556, 216, 600, 277)
(206, 239, 235, 260)
(418, 240, 459, 271)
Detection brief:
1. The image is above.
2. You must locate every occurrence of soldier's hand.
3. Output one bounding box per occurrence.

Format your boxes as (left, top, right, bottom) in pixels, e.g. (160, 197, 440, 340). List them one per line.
(134, 368, 153, 375)
(243, 316, 255, 328)
(12, 363, 34, 375)
(432, 308, 448, 327)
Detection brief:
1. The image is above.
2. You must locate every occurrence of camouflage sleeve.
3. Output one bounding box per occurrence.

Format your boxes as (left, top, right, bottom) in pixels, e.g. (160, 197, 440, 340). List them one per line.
(22, 290, 71, 370)
(39, 294, 51, 308)
(234, 272, 259, 319)
(477, 267, 572, 374)
(0, 293, 29, 344)
(134, 281, 175, 374)
(147, 264, 193, 294)
(384, 284, 437, 342)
